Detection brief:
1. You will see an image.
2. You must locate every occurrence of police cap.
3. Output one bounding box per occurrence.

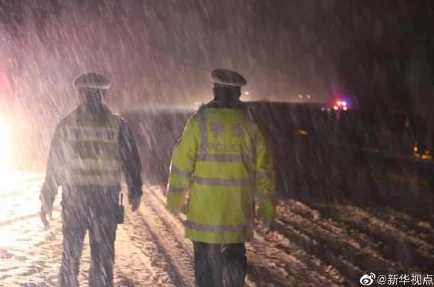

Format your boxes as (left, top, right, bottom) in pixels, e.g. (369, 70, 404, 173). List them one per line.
(211, 68, 247, 87)
(74, 72, 111, 90)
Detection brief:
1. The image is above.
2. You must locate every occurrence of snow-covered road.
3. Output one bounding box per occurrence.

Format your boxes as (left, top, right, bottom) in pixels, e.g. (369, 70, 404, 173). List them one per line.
(0, 173, 433, 286)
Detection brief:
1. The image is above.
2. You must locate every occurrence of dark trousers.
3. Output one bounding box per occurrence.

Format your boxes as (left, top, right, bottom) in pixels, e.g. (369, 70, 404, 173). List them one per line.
(193, 242, 247, 287)
(59, 205, 117, 287)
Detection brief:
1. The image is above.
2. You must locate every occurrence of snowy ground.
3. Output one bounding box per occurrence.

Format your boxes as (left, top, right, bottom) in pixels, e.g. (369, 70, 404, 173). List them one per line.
(0, 173, 433, 287)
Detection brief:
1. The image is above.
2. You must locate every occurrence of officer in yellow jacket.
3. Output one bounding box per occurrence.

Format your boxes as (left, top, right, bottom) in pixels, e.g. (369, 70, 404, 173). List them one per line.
(166, 68, 276, 287)
(39, 72, 143, 287)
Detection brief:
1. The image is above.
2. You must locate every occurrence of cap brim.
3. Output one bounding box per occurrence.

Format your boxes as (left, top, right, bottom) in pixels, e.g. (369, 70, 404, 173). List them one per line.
(210, 69, 247, 87)
(74, 72, 111, 90)
(213, 82, 242, 88)
(75, 83, 111, 90)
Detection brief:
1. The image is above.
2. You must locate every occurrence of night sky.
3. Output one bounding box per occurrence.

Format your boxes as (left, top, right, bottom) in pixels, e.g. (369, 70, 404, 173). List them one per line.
(0, 0, 433, 169)
(1, 1, 433, 109)
(1, 0, 337, 109)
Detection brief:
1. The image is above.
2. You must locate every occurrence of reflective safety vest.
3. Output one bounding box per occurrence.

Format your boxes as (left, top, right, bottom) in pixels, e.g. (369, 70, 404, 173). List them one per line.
(167, 107, 276, 244)
(58, 109, 122, 187)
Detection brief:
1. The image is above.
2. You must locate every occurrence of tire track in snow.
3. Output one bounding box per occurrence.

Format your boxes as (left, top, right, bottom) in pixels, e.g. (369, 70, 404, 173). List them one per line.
(252, 223, 349, 287)
(114, 223, 175, 286)
(0, 214, 64, 287)
(122, 192, 195, 287)
(0, 207, 61, 227)
(297, 201, 434, 273)
(267, 200, 391, 284)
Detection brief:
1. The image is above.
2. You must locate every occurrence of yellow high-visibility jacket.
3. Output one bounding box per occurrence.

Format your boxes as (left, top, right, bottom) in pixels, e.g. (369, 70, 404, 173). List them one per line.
(39, 105, 143, 213)
(167, 103, 275, 244)
(58, 108, 123, 186)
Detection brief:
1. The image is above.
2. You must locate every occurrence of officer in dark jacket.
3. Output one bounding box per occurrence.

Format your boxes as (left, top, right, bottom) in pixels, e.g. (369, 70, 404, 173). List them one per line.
(39, 72, 143, 287)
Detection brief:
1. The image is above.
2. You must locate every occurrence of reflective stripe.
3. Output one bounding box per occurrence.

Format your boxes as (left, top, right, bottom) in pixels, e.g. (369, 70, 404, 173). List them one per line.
(168, 186, 185, 193)
(186, 221, 253, 233)
(199, 111, 207, 160)
(197, 109, 257, 163)
(69, 142, 119, 160)
(256, 170, 271, 180)
(67, 127, 118, 142)
(201, 154, 253, 162)
(255, 192, 276, 201)
(70, 168, 120, 176)
(69, 159, 121, 170)
(171, 166, 192, 178)
(62, 112, 122, 186)
(192, 176, 252, 187)
(62, 174, 121, 185)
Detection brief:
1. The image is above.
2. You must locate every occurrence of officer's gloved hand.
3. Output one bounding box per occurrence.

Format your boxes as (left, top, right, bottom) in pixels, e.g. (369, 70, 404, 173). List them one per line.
(40, 204, 52, 229)
(129, 196, 141, 212)
(128, 186, 142, 212)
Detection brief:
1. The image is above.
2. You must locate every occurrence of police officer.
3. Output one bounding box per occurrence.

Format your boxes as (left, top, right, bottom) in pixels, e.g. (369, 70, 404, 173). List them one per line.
(166, 68, 276, 287)
(39, 72, 143, 287)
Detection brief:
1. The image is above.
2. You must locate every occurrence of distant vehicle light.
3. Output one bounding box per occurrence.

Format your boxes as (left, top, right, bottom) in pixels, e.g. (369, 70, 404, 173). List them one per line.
(297, 129, 308, 136)
(343, 106, 348, 111)
(337, 101, 342, 106)
(413, 143, 432, 161)
(333, 106, 338, 110)
(342, 101, 347, 106)
(421, 154, 432, 160)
